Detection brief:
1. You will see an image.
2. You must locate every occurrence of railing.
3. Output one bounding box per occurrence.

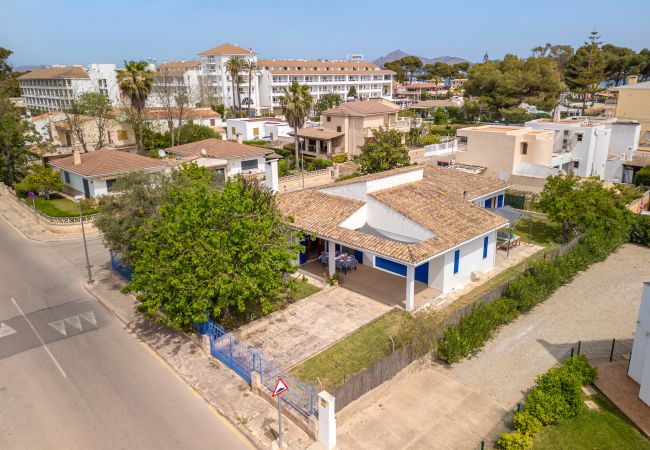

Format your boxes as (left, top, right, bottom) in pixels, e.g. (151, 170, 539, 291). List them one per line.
(424, 140, 457, 157)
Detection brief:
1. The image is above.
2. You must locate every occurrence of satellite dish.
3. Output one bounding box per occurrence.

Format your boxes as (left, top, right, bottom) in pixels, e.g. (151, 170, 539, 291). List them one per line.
(157, 149, 166, 158)
(201, 149, 207, 156)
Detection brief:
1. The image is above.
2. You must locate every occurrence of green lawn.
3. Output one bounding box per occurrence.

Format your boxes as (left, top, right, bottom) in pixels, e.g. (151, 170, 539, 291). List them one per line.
(288, 279, 320, 301)
(289, 308, 409, 391)
(532, 393, 650, 450)
(512, 217, 563, 249)
(31, 194, 97, 217)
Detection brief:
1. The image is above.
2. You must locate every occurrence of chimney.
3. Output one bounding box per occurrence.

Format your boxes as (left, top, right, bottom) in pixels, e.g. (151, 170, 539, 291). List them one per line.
(627, 75, 638, 85)
(73, 149, 81, 165)
(265, 153, 282, 193)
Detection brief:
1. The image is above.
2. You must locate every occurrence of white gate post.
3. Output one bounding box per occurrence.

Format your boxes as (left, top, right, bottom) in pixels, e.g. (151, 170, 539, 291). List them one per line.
(318, 391, 336, 449)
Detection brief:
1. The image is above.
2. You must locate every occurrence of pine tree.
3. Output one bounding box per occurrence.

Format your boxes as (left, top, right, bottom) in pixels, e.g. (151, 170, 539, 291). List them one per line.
(564, 32, 606, 114)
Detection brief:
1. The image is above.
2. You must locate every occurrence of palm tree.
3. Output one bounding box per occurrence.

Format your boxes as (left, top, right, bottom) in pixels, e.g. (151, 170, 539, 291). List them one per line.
(243, 60, 258, 118)
(280, 81, 313, 170)
(225, 56, 244, 116)
(117, 60, 153, 154)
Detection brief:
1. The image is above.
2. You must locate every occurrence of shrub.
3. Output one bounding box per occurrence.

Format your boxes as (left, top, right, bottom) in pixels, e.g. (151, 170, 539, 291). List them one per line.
(562, 354, 597, 384)
(497, 431, 532, 450)
(633, 165, 650, 187)
(419, 134, 441, 145)
(630, 214, 650, 247)
(512, 411, 541, 436)
(331, 153, 348, 163)
(336, 173, 361, 182)
(242, 139, 268, 147)
(436, 325, 469, 363)
(304, 157, 333, 171)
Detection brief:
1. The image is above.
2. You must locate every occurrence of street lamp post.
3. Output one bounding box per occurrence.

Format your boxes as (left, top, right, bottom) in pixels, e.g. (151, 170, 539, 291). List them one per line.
(75, 195, 93, 284)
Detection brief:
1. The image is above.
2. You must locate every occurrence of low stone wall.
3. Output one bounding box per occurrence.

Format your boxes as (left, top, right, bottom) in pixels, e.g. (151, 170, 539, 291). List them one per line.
(279, 168, 334, 192)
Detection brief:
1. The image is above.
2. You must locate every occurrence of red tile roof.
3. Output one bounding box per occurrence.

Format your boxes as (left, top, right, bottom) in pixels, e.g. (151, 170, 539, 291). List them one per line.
(323, 99, 400, 117)
(200, 43, 255, 56)
(19, 66, 89, 80)
(50, 149, 173, 177)
(166, 138, 269, 159)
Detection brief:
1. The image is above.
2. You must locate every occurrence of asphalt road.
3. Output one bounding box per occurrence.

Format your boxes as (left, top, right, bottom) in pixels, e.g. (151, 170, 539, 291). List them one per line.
(0, 219, 252, 449)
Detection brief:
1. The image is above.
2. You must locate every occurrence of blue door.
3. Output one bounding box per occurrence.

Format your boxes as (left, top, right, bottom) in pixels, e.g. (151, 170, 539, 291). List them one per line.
(497, 194, 504, 208)
(82, 178, 91, 199)
(484, 198, 492, 208)
(299, 238, 307, 264)
(354, 250, 364, 264)
(375, 256, 407, 276)
(415, 262, 429, 284)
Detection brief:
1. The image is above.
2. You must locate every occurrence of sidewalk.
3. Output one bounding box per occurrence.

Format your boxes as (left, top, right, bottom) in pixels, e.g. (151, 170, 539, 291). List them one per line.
(0, 193, 98, 242)
(87, 265, 313, 449)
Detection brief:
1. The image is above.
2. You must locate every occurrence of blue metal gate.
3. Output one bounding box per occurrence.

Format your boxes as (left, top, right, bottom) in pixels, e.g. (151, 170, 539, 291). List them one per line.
(196, 319, 318, 417)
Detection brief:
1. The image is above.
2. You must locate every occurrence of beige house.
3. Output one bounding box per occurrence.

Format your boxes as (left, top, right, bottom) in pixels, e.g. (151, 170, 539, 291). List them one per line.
(456, 125, 560, 192)
(296, 99, 409, 158)
(53, 115, 135, 151)
(612, 78, 650, 146)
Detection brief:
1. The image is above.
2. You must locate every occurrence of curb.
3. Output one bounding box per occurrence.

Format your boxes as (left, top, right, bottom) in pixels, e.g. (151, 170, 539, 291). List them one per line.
(83, 281, 262, 450)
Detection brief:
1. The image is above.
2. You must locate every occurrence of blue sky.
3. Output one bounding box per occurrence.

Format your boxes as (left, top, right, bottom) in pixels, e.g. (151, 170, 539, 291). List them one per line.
(2, 0, 649, 67)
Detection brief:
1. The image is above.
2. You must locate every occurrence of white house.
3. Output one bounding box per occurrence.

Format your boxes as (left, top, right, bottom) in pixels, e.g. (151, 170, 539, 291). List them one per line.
(143, 107, 225, 134)
(165, 138, 271, 179)
(49, 149, 173, 198)
(226, 117, 292, 142)
(19, 64, 120, 112)
(629, 282, 650, 407)
(277, 165, 510, 310)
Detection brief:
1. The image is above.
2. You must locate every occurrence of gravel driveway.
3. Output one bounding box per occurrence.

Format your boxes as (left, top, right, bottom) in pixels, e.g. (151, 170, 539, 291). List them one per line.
(436, 243, 650, 408)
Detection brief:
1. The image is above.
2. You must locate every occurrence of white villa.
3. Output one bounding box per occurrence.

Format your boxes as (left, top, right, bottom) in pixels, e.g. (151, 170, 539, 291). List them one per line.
(277, 165, 511, 310)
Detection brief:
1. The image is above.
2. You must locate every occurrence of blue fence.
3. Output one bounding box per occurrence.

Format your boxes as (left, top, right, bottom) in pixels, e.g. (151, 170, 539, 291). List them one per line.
(196, 319, 318, 417)
(110, 253, 133, 281)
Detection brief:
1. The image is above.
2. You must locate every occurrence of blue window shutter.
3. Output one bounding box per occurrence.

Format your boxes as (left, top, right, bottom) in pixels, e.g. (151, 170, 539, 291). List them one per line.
(415, 262, 429, 284)
(375, 256, 407, 276)
(483, 236, 489, 259)
(453, 250, 460, 274)
(354, 250, 364, 264)
(485, 198, 492, 208)
(299, 238, 307, 264)
(497, 194, 504, 208)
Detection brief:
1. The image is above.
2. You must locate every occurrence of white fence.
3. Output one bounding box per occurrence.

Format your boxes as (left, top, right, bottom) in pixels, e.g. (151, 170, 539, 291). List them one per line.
(424, 140, 457, 157)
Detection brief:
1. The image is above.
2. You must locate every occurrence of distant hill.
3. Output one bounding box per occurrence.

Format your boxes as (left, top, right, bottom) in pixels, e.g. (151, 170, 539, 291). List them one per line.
(373, 50, 468, 68)
(12, 64, 48, 72)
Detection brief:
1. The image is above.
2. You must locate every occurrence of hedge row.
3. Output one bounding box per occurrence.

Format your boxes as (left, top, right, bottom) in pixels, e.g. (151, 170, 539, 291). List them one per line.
(497, 356, 597, 449)
(437, 229, 627, 363)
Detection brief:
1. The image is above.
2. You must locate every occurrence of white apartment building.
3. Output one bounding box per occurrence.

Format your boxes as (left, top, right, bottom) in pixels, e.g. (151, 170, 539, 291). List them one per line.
(257, 59, 394, 111)
(19, 64, 120, 112)
(525, 117, 641, 183)
(149, 60, 203, 108)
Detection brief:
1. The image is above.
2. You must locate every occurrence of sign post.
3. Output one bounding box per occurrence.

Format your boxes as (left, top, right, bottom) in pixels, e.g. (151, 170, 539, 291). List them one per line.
(28, 192, 38, 223)
(272, 377, 289, 448)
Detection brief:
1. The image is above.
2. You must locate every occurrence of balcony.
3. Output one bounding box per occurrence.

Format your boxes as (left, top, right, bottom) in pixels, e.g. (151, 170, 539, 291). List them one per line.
(551, 152, 573, 167)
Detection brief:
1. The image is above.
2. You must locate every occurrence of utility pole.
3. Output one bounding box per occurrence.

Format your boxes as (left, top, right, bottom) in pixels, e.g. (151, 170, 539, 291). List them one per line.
(75, 195, 93, 284)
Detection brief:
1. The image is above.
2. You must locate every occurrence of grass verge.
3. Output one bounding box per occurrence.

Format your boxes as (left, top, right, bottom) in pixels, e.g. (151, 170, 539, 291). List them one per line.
(531, 392, 650, 450)
(289, 308, 409, 391)
(32, 194, 97, 217)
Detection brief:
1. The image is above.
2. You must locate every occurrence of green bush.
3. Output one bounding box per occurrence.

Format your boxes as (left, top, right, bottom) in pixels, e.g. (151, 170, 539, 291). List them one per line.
(419, 134, 441, 145)
(336, 173, 361, 182)
(331, 154, 348, 163)
(497, 431, 532, 450)
(242, 139, 268, 147)
(304, 157, 333, 171)
(630, 215, 650, 247)
(562, 354, 597, 384)
(633, 165, 650, 187)
(512, 411, 542, 436)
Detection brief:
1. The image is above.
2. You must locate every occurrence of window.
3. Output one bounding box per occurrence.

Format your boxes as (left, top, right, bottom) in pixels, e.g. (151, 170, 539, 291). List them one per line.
(577, 133, 583, 142)
(326, 116, 331, 122)
(241, 159, 258, 171)
(63, 171, 70, 184)
(117, 129, 128, 141)
(231, 127, 236, 135)
(521, 142, 528, 155)
(573, 160, 580, 169)
(337, 126, 342, 132)
(483, 236, 489, 259)
(210, 119, 215, 126)
(453, 249, 460, 274)
(253, 128, 260, 138)
(106, 179, 115, 192)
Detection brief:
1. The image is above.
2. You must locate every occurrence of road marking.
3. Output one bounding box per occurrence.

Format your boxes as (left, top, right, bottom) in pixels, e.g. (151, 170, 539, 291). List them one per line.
(49, 320, 67, 336)
(64, 315, 82, 331)
(0, 322, 16, 338)
(11, 298, 67, 378)
(80, 311, 97, 327)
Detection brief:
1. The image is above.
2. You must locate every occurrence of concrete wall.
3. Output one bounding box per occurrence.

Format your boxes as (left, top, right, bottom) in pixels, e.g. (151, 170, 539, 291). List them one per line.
(616, 88, 650, 145)
(278, 168, 334, 193)
(456, 129, 517, 180)
(226, 155, 267, 177)
(439, 230, 497, 294)
(629, 282, 650, 406)
(509, 175, 548, 193)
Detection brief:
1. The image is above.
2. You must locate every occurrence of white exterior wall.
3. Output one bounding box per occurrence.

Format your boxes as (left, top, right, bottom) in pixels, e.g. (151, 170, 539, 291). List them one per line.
(200, 53, 261, 113)
(264, 123, 292, 140)
(226, 154, 267, 177)
(440, 230, 497, 294)
(610, 122, 641, 160)
(629, 283, 650, 406)
(57, 168, 109, 198)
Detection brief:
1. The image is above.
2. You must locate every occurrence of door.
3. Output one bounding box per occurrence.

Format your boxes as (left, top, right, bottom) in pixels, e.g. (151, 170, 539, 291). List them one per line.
(65, 131, 72, 147)
(415, 262, 429, 284)
(82, 178, 91, 198)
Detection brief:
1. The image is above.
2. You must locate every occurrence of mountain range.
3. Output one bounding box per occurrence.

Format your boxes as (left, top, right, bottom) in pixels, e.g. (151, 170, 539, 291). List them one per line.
(12, 64, 48, 72)
(373, 50, 468, 68)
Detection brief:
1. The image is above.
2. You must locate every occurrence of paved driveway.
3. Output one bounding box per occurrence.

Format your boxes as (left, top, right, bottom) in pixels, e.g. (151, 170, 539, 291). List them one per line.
(336, 244, 649, 449)
(236, 286, 390, 368)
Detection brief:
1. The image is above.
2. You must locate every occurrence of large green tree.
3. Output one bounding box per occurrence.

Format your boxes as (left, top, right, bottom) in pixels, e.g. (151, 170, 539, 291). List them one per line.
(564, 32, 606, 114)
(359, 127, 410, 174)
(14, 165, 63, 198)
(280, 80, 313, 170)
(537, 174, 633, 242)
(124, 176, 301, 330)
(531, 43, 574, 74)
(602, 44, 643, 86)
(314, 92, 342, 115)
(0, 97, 37, 184)
(118, 60, 153, 154)
(463, 54, 561, 120)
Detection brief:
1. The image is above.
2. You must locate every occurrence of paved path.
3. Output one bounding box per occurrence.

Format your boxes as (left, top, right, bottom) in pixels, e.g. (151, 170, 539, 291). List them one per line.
(437, 244, 650, 408)
(237, 287, 390, 368)
(0, 215, 251, 449)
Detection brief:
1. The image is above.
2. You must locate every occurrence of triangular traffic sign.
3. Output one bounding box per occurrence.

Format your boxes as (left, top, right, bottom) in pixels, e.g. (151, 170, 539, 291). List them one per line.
(0, 322, 16, 338)
(272, 377, 289, 397)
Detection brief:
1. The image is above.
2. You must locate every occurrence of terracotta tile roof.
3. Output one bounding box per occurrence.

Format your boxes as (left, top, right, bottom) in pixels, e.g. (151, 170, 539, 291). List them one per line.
(323, 99, 400, 117)
(200, 43, 255, 56)
(144, 107, 220, 120)
(296, 128, 345, 140)
(422, 166, 512, 200)
(18, 66, 89, 80)
(50, 149, 173, 177)
(156, 60, 200, 70)
(277, 166, 509, 264)
(166, 138, 269, 159)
